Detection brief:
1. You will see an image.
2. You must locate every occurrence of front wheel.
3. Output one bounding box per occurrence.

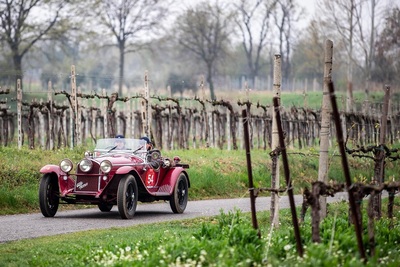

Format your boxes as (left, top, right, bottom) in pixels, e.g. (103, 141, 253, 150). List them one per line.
(117, 174, 138, 219)
(39, 173, 60, 217)
(170, 173, 189, 213)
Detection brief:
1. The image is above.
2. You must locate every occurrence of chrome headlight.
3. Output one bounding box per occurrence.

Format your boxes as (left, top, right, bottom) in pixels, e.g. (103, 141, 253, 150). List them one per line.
(60, 159, 73, 173)
(79, 159, 93, 172)
(100, 160, 112, 173)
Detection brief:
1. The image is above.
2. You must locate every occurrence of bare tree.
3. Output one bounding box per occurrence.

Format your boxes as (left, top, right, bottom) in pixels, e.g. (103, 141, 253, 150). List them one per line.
(316, 0, 379, 111)
(272, 0, 304, 86)
(234, 0, 277, 89)
(91, 0, 172, 95)
(374, 7, 400, 84)
(0, 0, 68, 88)
(291, 20, 325, 82)
(173, 2, 234, 100)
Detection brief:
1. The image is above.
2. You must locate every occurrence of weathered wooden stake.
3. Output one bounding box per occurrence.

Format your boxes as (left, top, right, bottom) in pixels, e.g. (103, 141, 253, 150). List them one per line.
(372, 85, 390, 218)
(70, 65, 77, 148)
(318, 39, 333, 218)
(102, 89, 108, 138)
(242, 109, 260, 238)
(328, 81, 366, 261)
(270, 54, 281, 227)
(17, 79, 22, 149)
(273, 97, 303, 257)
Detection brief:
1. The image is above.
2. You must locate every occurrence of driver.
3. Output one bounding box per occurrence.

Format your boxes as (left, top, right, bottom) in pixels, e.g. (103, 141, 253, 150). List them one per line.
(115, 134, 126, 150)
(140, 136, 153, 151)
(140, 136, 161, 170)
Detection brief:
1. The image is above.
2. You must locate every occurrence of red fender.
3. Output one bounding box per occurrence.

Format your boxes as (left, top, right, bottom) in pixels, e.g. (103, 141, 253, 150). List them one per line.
(39, 164, 74, 196)
(159, 167, 190, 194)
(115, 166, 135, 174)
(40, 164, 63, 175)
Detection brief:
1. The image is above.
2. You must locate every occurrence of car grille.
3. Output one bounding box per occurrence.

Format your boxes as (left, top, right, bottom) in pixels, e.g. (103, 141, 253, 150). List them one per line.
(75, 162, 101, 193)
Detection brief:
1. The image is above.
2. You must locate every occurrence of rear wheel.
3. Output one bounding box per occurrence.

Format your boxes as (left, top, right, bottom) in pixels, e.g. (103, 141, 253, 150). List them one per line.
(39, 173, 60, 217)
(170, 173, 189, 213)
(98, 203, 113, 212)
(117, 174, 138, 219)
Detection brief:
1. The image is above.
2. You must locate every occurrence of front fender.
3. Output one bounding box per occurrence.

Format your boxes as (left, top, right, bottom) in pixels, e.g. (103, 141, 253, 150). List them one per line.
(160, 167, 190, 194)
(115, 166, 140, 174)
(39, 165, 74, 196)
(40, 165, 63, 176)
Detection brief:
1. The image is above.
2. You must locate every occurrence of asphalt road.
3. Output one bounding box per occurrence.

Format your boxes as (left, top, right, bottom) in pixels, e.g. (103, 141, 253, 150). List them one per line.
(0, 193, 349, 243)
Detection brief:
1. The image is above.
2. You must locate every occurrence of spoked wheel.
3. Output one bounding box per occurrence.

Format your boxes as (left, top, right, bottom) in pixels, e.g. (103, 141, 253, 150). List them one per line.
(170, 173, 189, 213)
(98, 203, 113, 212)
(39, 173, 60, 217)
(117, 174, 138, 219)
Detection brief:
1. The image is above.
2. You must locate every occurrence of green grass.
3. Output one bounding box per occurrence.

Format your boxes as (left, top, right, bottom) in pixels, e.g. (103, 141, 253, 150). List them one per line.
(0, 200, 399, 266)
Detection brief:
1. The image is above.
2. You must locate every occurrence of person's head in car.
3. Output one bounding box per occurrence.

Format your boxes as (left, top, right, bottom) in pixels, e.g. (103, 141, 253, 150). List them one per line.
(115, 134, 126, 150)
(140, 136, 153, 151)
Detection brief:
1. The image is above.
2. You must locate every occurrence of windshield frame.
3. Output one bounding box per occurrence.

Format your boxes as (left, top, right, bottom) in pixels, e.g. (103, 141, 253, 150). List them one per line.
(94, 138, 147, 155)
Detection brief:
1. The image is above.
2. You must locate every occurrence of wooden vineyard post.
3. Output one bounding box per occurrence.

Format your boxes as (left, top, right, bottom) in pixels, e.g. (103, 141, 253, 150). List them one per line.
(270, 54, 281, 227)
(39, 98, 45, 148)
(47, 81, 54, 150)
(17, 79, 22, 149)
(210, 109, 215, 148)
(90, 98, 96, 139)
(77, 86, 82, 145)
(127, 100, 133, 138)
(318, 39, 333, 218)
(83, 98, 88, 144)
(200, 76, 209, 147)
(70, 65, 78, 148)
(141, 71, 151, 138)
(328, 81, 366, 261)
(244, 81, 252, 149)
(372, 85, 390, 218)
(242, 109, 260, 238)
(273, 97, 303, 257)
(103, 89, 108, 138)
(226, 110, 231, 150)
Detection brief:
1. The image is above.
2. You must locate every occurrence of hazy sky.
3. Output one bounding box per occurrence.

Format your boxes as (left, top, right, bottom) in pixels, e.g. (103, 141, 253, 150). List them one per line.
(179, 0, 317, 27)
(178, 0, 398, 32)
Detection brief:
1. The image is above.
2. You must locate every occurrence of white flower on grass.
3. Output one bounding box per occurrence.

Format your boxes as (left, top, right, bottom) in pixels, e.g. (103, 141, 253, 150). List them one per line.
(199, 249, 207, 263)
(284, 244, 292, 251)
(158, 246, 166, 255)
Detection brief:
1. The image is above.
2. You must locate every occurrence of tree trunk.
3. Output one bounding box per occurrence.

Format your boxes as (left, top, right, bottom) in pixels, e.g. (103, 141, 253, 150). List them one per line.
(13, 54, 23, 89)
(207, 64, 216, 100)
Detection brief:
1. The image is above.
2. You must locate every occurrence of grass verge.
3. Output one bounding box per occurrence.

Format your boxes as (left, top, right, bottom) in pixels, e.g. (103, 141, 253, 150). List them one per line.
(0, 199, 399, 266)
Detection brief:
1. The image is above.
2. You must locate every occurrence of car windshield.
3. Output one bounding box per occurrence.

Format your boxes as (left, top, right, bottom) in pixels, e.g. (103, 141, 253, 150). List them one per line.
(94, 138, 147, 154)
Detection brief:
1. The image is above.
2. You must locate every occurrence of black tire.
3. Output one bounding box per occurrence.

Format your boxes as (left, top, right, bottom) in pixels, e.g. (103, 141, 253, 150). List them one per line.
(170, 173, 189, 213)
(39, 173, 60, 217)
(117, 174, 138, 219)
(98, 203, 113, 212)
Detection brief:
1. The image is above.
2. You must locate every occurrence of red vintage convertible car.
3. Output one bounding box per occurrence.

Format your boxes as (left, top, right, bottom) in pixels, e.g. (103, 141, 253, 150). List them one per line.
(39, 138, 190, 219)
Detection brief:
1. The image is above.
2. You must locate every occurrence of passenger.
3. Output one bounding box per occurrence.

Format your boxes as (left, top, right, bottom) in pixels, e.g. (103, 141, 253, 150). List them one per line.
(115, 134, 126, 150)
